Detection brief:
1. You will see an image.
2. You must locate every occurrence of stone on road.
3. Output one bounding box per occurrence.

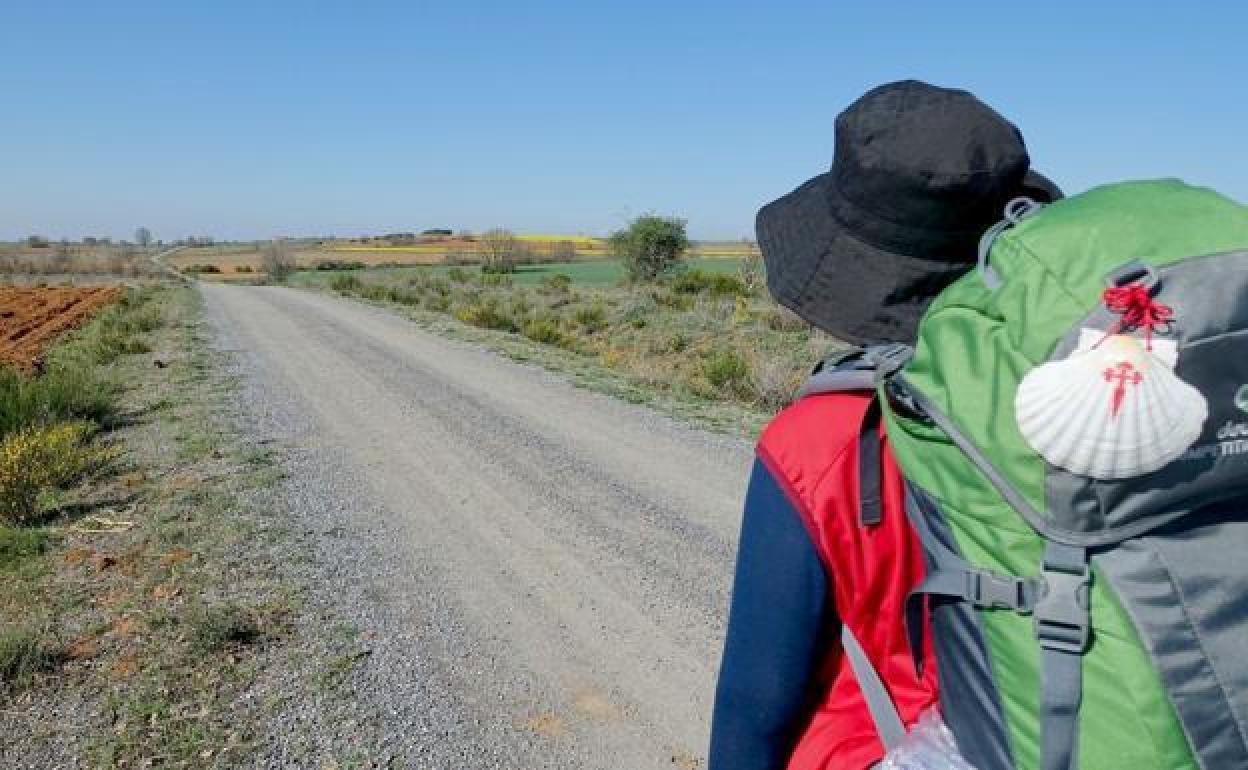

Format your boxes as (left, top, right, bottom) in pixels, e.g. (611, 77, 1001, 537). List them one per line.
(200, 283, 753, 768)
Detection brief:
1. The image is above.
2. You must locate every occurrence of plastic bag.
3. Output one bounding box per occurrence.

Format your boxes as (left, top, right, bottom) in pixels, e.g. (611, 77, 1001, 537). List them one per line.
(875, 708, 978, 770)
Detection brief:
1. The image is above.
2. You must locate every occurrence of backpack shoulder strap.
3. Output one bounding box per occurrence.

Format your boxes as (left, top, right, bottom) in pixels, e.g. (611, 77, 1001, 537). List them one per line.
(797, 344, 913, 528)
(798, 343, 914, 399)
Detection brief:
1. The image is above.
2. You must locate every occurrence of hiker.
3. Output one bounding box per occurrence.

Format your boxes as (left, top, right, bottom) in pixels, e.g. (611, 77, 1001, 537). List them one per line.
(708, 80, 1062, 770)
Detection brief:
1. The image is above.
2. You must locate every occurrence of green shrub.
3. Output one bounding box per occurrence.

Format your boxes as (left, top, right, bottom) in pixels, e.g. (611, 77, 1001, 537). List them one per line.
(0, 526, 49, 572)
(522, 316, 565, 345)
(480, 272, 514, 287)
(571, 304, 609, 333)
(670, 269, 749, 297)
(315, 260, 366, 271)
(609, 214, 690, 281)
(426, 294, 451, 312)
(541, 273, 573, 292)
(183, 264, 221, 274)
(447, 267, 472, 283)
(360, 284, 392, 302)
(188, 604, 263, 654)
(701, 349, 752, 394)
(0, 624, 61, 686)
(453, 302, 518, 332)
(0, 365, 114, 439)
(0, 421, 108, 525)
(329, 274, 363, 292)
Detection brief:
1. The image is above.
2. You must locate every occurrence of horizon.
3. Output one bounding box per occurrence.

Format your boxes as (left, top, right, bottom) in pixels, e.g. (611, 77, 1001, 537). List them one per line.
(4, 1, 1246, 242)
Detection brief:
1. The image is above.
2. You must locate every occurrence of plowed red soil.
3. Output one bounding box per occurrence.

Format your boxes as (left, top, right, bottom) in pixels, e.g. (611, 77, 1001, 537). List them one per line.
(0, 287, 123, 372)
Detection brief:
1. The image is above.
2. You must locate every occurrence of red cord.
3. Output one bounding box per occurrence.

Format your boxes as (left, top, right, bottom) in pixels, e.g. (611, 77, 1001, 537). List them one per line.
(1099, 284, 1173, 349)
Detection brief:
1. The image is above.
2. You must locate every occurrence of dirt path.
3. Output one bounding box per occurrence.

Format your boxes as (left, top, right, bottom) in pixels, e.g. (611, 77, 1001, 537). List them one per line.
(200, 283, 753, 768)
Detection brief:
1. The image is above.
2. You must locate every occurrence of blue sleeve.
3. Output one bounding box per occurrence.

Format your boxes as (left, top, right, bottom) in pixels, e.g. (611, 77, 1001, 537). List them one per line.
(708, 458, 834, 770)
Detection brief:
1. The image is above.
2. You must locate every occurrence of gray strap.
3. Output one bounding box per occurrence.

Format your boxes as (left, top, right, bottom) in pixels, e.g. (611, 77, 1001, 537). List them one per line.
(798, 368, 875, 398)
(976, 196, 1044, 290)
(1036, 542, 1091, 770)
(841, 624, 907, 751)
(905, 561, 1040, 675)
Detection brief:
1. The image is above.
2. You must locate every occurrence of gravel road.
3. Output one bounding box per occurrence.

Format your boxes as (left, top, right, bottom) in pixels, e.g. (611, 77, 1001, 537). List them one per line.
(200, 284, 754, 769)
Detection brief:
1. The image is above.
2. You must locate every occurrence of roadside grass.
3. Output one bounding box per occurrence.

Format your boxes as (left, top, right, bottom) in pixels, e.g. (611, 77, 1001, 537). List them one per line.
(0, 286, 302, 768)
(294, 256, 747, 289)
(293, 257, 844, 435)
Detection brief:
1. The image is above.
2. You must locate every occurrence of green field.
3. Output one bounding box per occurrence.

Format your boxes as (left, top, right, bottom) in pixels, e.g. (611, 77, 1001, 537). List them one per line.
(292, 257, 749, 289)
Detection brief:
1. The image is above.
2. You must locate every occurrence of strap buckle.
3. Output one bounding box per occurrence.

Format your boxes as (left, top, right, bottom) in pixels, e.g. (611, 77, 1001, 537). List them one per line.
(1034, 562, 1092, 655)
(863, 344, 913, 385)
(967, 570, 1038, 611)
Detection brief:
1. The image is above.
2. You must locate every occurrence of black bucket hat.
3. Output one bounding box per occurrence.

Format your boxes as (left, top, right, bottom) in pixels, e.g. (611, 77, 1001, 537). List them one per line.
(757, 80, 1061, 345)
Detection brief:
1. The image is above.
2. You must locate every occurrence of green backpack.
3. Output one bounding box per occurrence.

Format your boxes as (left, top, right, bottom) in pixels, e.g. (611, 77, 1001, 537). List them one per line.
(879, 179, 1248, 770)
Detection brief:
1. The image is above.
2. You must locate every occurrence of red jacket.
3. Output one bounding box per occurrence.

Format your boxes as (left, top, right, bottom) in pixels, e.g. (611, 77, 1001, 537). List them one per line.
(711, 391, 937, 770)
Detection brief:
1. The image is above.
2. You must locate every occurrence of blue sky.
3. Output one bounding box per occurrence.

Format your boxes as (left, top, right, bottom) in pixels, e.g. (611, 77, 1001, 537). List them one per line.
(3, 1, 1245, 241)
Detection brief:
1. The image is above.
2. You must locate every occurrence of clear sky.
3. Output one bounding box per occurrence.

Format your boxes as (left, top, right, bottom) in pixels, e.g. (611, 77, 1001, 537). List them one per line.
(3, 1, 1245, 242)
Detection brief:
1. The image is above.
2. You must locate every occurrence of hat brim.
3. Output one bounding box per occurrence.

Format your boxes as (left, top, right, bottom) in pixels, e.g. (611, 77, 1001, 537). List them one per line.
(1021, 169, 1063, 203)
(756, 168, 1062, 345)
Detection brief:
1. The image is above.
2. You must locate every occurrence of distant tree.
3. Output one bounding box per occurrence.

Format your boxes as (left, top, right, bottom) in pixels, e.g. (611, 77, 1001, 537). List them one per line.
(478, 229, 523, 273)
(134, 227, 152, 247)
(422, 228, 453, 236)
(261, 239, 297, 283)
(609, 214, 689, 281)
(26, 235, 49, 248)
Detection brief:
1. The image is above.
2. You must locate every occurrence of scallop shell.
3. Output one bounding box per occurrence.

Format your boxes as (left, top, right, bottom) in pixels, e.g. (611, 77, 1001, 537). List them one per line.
(1015, 332, 1207, 479)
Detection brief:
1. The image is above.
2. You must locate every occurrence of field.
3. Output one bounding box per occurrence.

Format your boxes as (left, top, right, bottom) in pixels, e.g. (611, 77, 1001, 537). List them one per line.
(294, 256, 749, 289)
(0, 287, 123, 371)
(170, 237, 760, 277)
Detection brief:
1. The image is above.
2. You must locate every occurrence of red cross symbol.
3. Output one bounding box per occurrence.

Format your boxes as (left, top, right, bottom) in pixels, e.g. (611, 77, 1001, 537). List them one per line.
(1103, 361, 1144, 417)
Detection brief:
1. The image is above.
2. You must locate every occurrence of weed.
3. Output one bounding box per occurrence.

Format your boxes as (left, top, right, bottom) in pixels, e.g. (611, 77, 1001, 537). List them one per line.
(0, 624, 61, 687)
(330, 274, 363, 293)
(572, 304, 609, 333)
(541, 273, 573, 292)
(0, 526, 49, 571)
(454, 301, 519, 332)
(0, 365, 114, 438)
(188, 603, 264, 654)
(522, 316, 565, 346)
(447, 267, 472, 283)
(701, 349, 752, 395)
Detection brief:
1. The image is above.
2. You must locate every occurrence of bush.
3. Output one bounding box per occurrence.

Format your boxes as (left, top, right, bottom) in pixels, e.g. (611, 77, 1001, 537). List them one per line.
(701, 349, 752, 396)
(329, 274, 362, 292)
(0, 365, 113, 439)
(234, 265, 255, 273)
(0, 526, 48, 571)
(609, 214, 690, 281)
(522, 316, 565, 345)
(669, 269, 750, 297)
(447, 267, 472, 283)
(480, 272, 514, 287)
(0, 422, 107, 524)
(0, 624, 61, 686)
(315, 260, 366, 271)
(541, 273, 573, 292)
(261, 239, 297, 283)
(188, 604, 263, 654)
(571, 303, 609, 333)
(184, 264, 221, 274)
(453, 302, 518, 332)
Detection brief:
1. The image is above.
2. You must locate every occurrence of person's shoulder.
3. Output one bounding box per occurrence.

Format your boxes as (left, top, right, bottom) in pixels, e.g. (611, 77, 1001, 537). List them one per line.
(757, 391, 873, 493)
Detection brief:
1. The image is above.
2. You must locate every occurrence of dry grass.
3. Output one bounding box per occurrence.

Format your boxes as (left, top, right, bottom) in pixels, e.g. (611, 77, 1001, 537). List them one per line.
(313, 266, 844, 414)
